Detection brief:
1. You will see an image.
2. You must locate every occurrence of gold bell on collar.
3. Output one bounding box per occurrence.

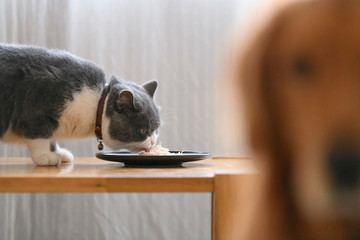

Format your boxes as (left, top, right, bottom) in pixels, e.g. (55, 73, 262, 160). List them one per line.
(98, 140, 104, 151)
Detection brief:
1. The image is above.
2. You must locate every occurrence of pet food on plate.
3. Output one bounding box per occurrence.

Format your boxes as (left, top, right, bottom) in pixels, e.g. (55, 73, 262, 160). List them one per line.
(139, 144, 182, 155)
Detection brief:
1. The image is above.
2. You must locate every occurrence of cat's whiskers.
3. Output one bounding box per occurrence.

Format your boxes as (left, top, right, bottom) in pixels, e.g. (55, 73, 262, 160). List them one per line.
(160, 109, 178, 124)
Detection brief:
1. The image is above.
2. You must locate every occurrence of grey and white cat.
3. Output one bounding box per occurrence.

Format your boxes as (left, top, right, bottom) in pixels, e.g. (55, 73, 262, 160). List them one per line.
(0, 43, 161, 165)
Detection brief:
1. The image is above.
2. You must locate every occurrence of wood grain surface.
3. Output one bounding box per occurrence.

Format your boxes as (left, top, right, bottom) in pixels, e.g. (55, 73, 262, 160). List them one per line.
(0, 157, 255, 193)
(1, 156, 257, 240)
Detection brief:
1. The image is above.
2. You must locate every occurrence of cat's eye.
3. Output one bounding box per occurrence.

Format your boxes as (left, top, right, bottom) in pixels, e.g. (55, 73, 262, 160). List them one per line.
(140, 129, 148, 135)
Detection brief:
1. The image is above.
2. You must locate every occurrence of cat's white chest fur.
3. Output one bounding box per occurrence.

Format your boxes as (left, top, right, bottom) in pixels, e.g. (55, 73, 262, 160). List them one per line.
(52, 87, 100, 139)
(1, 87, 101, 145)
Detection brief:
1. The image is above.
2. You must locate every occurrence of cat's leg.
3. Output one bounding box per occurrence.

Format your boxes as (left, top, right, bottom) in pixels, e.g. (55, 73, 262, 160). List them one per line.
(26, 139, 62, 166)
(50, 142, 74, 163)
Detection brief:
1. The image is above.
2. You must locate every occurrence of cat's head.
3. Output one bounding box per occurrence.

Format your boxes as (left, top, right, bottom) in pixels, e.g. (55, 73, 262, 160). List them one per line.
(102, 76, 161, 152)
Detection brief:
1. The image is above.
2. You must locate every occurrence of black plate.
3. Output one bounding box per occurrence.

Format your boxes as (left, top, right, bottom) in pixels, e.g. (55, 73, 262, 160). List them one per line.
(95, 151, 211, 166)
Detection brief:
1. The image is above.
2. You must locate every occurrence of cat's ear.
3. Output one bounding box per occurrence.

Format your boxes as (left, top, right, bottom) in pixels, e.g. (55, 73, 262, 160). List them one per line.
(110, 75, 117, 84)
(110, 75, 121, 85)
(142, 80, 158, 98)
(117, 90, 135, 111)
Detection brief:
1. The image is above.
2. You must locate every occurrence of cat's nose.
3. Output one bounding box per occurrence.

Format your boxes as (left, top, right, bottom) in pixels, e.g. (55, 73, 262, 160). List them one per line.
(327, 140, 360, 191)
(151, 140, 155, 146)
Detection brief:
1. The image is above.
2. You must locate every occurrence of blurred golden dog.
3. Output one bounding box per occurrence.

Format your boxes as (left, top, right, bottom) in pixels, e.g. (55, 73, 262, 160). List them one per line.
(238, 0, 360, 239)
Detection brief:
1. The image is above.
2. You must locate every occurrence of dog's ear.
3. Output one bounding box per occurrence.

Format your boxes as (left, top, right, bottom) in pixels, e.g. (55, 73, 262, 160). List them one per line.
(238, 12, 285, 161)
(237, 9, 298, 240)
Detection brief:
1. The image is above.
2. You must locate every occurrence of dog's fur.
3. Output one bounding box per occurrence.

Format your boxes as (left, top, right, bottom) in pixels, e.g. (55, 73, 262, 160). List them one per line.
(238, 0, 360, 239)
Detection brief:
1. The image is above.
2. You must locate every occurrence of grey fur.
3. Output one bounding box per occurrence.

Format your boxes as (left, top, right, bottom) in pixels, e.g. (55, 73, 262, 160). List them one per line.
(106, 76, 161, 143)
(0, 43, 105, 139)
(142, 80, 158, 98)
(0, 43, 160, 151)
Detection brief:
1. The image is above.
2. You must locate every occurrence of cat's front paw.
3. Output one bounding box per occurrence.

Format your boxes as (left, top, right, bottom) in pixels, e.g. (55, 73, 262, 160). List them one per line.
(32, 152, 62, 166)
(56, 147, 74, 163)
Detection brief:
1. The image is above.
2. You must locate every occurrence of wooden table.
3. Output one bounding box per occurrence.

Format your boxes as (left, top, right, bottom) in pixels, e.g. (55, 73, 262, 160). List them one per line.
(0, 157, 256, 240)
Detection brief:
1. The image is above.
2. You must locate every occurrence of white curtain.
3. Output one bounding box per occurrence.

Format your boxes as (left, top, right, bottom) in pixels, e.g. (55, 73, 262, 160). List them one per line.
(0, 0, 271, 239)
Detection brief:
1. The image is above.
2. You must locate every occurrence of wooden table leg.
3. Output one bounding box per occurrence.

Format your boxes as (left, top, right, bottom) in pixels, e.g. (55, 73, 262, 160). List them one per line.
(212, 174, 256, 240)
